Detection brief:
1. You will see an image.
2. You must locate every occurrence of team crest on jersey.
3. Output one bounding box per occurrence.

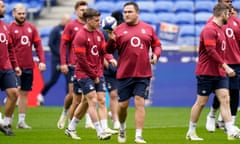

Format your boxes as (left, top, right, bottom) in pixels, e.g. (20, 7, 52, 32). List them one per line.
(233, 21, 238, 26)
(28, 27, 32, 33)
(14, 30, 19, 33)
(123, 31, 128, 34)
(74, 27, 79, 31)
(141, 29, 146, 34)
(97, 36, 101, 42)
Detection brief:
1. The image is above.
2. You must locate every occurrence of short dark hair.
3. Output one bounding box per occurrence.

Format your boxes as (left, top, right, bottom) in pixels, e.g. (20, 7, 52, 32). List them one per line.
(213, 3, 230, 17)
(111, 10, 124, 25)
(74, 0, 88, 10)
(83, 8, 100, 20)
(123, 1, 139, 12)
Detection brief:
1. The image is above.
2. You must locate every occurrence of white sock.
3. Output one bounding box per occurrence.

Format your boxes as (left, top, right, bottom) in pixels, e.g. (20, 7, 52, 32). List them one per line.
(225, 121, 234, 135)
(3, 117, 12, 126)
(85, 113, 92, 124)
(135, 129, 142, 138)
(188, 121, 196, 133)
(94, 121, 102, 135)
(62, 108, 68, 116)
(68, 117, 79, 131)
(209, 107, 217, 117)
(120, 122, 126, 130)
(18, 113, 25, 123)
(218, 114, 223, 122)
(232, 116, 236, 125)
(0, 112, 2, 120)
(100, 119, 108, 130)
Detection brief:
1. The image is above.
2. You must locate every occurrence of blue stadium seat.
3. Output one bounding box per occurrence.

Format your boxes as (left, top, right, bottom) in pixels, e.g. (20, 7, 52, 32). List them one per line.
(195, 1, 214, 13)
(94, 1, 115, 13)
(40, 26, 53, 46)
(137, 1, 155, 13)
(178, 25, 197, 46)
(195, 25, 204, 37)
(157, 12, 176, 24)
(195, 12, 212, 25)
(1, 14, 13, 24)
(175, 1, 194, 13)
(233, 1, 240, 11)
(175, 12, 194, 25)
(139, 12, 158, 24)
(154, 1, 174, 13)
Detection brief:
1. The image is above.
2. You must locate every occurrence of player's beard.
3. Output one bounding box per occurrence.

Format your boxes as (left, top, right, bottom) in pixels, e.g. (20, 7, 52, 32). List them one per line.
(222, 18, 227, 25)
(15, 18, 25, 25)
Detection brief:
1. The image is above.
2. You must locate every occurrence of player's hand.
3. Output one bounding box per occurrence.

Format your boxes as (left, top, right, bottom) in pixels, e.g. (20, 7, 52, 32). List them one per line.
(222, 63, 236, 77)
(107, 31, 116, 41)
(15, 67, 22, 76)
(150, 54, 158, 64)
(39, 62, 46, 71)
(60, 64, 68, 74)
(94, 77, 100, 84)
(109, 59, 117, 67)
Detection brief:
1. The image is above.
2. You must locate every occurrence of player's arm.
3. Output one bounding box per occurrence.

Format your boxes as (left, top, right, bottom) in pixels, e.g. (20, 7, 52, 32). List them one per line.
(106, 31, 117, 54)
(150, 29, 162, 64)
(8, 37, 22, 76)
(32, 26, 46, 71)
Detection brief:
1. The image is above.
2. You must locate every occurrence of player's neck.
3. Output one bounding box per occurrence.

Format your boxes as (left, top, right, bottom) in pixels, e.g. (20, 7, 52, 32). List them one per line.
(212, 17, 224, 27)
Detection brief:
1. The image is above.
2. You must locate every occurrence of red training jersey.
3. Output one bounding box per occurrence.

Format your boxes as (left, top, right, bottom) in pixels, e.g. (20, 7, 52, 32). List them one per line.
(73, 27, 106, 80)
(106, 21, 162, 79)
(8, 22, 45, 69)
(222, 15, 240, 64)
(195, 21, 226, 76)
(0, 20, 18, 70)
(60, 19, 84, 66)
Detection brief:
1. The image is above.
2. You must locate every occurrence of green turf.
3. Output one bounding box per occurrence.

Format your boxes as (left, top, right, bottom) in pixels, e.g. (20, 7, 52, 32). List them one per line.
(0, 107, 240, 144)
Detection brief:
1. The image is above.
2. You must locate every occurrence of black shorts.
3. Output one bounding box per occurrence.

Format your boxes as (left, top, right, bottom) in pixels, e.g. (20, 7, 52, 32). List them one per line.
(17, 69, 33, 91)
(67, 66, 75, 84)
(229, 64, 240, 90)
(105, 76, 118, 92)
(77, 77, 106, 95)
(118, 78, 150, 102)
(197, 75, 228, 96)
(0, 69, 17, 91)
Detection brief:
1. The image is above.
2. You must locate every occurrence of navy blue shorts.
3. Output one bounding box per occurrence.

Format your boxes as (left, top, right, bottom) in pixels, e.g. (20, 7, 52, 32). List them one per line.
(73, 79, 83, 95)
(197, 76, 228, 96)
(67, 66, 75, 84)
(118, 78, 150, 102)
(229, 64, 240, 89)
(0, 69, 17, 91)
(17, 69, 33, 91)
(77, 77, 106, 95)
(105, 76, 118, 92)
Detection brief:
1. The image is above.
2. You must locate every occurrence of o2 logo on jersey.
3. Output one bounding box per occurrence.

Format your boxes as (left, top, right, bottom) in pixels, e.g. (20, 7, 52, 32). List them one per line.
(225, 28, 234, 39)
(20, 35, 30, 46)
(130, 36, 143, 49)
(0, 33, 8, 45)
(91, 45, 99, 56)
(221, 40, 226, 51)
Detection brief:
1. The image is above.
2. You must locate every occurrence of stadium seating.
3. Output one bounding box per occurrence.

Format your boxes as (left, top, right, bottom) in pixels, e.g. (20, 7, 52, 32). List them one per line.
(94, 1, 115, 13)
(137, 1, 155, 13)
(195, 1, 214, 13)
(175, 12, 194, 25)
(157, 12, 176, 24)
(175, 1, 194, 13)
(154, 1, 174, 13)
(39, 26, 53, 46)
(195, 12, 212, 25)
(140, 12, 158, 25)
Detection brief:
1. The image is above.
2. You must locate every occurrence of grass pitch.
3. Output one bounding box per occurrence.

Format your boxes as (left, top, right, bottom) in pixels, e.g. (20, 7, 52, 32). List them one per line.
(0, 107, 240, 144)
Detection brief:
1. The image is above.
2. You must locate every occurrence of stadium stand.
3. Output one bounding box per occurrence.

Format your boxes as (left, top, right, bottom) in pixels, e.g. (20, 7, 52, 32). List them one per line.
(174, 1, 194, 13)
(154, 1, 174, 13)
(175, 12, 195, 25)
